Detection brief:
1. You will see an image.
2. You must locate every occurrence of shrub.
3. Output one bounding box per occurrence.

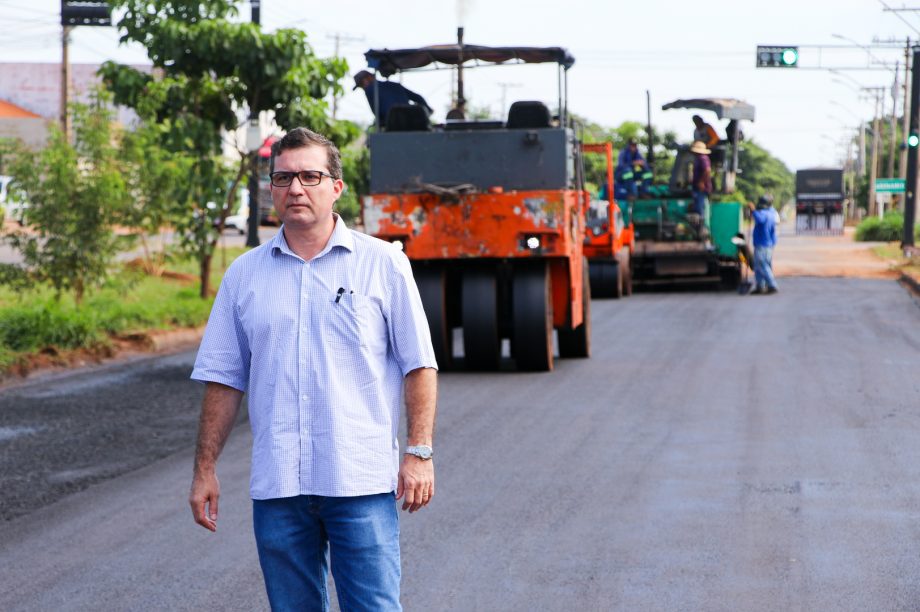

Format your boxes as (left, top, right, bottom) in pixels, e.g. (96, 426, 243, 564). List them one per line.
(855, 211, 920, 242)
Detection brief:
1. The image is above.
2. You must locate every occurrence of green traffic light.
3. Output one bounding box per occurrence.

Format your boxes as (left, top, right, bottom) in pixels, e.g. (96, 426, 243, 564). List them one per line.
(781, 48, 798, 66)
(909, 133, 920, 147)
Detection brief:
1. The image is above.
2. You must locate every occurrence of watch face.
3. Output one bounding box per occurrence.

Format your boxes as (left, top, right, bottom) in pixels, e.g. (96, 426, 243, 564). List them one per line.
(409, 446, 432, 459)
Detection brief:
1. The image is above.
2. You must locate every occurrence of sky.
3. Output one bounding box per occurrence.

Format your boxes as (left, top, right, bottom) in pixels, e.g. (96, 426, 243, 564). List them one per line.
(1, 0, 915, 173)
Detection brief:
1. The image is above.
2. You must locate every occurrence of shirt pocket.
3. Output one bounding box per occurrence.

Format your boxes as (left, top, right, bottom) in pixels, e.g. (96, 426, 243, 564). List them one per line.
(327, 293, 389, 347)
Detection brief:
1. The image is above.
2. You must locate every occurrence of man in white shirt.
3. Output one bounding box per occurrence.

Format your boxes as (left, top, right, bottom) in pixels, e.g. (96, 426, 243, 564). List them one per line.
(189, 127, 438, 610)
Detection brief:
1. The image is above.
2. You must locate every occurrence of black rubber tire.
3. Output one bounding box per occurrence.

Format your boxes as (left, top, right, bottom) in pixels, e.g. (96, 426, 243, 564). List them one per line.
(589, 259, 619, 299)
(558, 258, 591, 358)
(415, 267, 453, 370)
(620, 251, 633, 297)
(461, 268, 501, 370)
(512, 262, 554, 371)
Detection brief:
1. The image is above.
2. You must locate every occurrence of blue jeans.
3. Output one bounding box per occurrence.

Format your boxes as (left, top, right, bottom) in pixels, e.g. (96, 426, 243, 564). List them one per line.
(252, 493, 401, 612)
(753, 245, 777, 290)
(691, 190, 709, 227)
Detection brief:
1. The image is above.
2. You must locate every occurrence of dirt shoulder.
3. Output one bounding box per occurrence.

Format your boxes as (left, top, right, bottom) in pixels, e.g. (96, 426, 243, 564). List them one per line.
(0, 326, 204, 391)
(772, 226, 901, 280)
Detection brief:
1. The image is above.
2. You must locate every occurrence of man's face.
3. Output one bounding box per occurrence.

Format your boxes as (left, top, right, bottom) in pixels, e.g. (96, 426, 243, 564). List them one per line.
(270, 145, 344, 231)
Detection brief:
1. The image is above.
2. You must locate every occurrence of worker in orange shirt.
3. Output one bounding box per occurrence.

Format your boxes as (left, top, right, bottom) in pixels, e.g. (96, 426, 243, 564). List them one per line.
(692, 115, 720, 149)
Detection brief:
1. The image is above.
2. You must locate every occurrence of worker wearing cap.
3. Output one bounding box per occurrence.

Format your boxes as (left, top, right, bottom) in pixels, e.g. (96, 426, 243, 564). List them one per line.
(747, 194, 780, 294)
(353, 70, 434, 125)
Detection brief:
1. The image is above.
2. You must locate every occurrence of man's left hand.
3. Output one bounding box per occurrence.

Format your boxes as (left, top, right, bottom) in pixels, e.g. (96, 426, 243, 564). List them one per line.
(396, 455, 434, 513)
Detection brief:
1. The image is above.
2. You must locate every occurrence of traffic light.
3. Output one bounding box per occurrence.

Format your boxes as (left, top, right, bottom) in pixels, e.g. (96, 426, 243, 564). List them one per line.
(61, 1, 111, 27)
(756, 46, 799, 68)
(909, 132, 919, 148)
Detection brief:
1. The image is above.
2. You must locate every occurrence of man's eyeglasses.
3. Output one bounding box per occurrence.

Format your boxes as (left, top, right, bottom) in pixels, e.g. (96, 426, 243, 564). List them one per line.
(269, 170, 335, 188)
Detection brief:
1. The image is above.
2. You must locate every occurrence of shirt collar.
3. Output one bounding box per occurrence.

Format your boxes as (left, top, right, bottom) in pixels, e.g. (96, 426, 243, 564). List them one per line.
(270, 213, 354, 261)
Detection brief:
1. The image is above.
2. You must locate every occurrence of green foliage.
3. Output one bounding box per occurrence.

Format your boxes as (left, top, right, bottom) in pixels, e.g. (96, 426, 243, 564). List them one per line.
(3, 91, 133, 304)
(855, 210, 920, 242)
(338, 144, 369, 224)
(101, 0, 354, 296)
(575, 115, 677, 193)
(0, 249, 243, 374)
(734, 139, 795, 206)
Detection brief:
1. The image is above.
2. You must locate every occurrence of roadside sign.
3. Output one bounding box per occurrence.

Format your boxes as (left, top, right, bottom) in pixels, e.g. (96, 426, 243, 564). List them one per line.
(875, 178, 905, 193)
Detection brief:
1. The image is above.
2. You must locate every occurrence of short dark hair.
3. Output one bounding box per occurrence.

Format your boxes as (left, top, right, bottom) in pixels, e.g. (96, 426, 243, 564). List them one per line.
(270, 127, 342, 179)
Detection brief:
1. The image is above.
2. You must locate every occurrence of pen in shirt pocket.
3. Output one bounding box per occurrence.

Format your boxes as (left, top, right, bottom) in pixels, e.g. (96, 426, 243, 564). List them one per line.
(334, 287, 355, 303)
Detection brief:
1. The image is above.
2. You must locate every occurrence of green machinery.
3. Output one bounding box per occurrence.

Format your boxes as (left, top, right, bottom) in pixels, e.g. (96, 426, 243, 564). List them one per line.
(630, 98, 754, 287)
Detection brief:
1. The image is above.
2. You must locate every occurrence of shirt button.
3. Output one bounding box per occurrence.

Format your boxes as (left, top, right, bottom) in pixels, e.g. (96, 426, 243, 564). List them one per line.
(301, 394, 308, 401)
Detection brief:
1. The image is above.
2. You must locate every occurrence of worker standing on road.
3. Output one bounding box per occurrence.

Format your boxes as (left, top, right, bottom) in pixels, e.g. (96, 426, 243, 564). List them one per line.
(354, 69, 434, 125)
(690, 140, 712, 235)
(692, 114, 720, 149)
(189, 127, 439, 610)
(748, 194, 780, 295)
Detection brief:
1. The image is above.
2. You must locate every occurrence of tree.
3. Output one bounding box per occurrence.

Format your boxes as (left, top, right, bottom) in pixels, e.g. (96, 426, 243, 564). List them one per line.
(734, 139, 795, 207)
(575, 116, 677, 193)
(100, 0, 355, 297)
(3, 92, 131, 304)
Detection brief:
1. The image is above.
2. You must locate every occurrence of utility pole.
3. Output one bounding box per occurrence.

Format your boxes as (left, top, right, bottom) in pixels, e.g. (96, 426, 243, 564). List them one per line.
(869, 90, 881, 218)
(888, 62, 899, 179)
(497, 82, 521, 118)
(904, 46, 919, 250)
(327, 32, 365, 120)
(901, 39, 911, 180)
(61, 25, 71, 141)
(246, 0, 261, 248)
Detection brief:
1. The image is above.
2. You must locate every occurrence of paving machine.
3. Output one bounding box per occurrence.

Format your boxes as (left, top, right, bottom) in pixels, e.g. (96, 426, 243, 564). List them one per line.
(630, 98, 754, 288)
(582, 142, 635, 298)
(361, 42, 590, 372)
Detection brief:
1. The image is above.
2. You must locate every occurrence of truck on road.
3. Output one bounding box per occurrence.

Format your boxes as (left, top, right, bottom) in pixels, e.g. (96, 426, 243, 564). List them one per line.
(795, 168, 845, 235)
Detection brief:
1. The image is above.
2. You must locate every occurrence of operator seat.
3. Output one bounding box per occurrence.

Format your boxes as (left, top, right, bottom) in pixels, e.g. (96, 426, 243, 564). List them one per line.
(385, 105, 430, 132)
(507, 101, 551, 129)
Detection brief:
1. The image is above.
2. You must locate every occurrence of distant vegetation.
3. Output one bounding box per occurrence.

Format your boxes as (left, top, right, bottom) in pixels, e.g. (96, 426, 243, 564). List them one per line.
(855, 211, 920, 242)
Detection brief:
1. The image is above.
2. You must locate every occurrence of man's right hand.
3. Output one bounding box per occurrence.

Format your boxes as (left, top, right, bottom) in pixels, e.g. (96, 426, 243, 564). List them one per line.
(189, 471, 220, 532)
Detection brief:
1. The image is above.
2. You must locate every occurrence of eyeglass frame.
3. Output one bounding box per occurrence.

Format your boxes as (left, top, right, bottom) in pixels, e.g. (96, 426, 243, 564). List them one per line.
(269, 169, 337, 188)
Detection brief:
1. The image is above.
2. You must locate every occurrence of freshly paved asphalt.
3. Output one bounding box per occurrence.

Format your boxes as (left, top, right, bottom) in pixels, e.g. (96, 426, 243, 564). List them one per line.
(1, 277, 919, 611)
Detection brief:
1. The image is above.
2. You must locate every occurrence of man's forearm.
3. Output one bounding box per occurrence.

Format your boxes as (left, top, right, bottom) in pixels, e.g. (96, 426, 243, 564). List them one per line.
(194, 382, 244, 474)
(404, 367, 437, 445)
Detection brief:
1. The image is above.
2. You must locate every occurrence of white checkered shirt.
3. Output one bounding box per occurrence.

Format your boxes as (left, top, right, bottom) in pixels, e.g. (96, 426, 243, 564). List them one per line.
(191, 217, 437, 499)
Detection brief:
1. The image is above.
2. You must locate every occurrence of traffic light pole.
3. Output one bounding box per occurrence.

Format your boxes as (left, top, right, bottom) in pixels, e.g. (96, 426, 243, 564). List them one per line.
(904, 46, 919, 250)
(246, 0, 262, 248)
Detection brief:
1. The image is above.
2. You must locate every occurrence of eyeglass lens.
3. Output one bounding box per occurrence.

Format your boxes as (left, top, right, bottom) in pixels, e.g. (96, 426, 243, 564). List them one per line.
(271, 171, 325, 187)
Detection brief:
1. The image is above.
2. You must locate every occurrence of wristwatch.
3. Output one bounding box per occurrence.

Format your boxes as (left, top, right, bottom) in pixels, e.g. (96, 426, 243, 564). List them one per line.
(404, 445, 433, 460)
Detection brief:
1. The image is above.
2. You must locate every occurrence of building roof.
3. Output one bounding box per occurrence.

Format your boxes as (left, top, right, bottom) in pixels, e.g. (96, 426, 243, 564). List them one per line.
(0, 98, 41, 119)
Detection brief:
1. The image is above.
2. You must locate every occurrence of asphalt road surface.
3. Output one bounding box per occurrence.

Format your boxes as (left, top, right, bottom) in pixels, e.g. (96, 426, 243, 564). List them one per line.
(1, 277, 919, 611)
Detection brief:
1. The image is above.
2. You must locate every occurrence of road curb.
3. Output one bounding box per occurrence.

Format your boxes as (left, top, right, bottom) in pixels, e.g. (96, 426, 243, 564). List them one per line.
(900, 272, 920, 299)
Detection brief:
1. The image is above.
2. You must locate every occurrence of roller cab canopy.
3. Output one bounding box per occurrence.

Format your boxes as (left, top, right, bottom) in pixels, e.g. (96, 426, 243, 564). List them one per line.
(365, 45, 575, 77)
(661, 98, 756, 122)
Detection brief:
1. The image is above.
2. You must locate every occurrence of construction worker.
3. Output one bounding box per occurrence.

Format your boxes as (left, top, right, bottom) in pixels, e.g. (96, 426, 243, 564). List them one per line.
(690, 140, 712, 234)
(692, 115, 720, 149)
(353, 70, 433, 125)
(612, 138, 649, 200)
(747, 194, 780, 294)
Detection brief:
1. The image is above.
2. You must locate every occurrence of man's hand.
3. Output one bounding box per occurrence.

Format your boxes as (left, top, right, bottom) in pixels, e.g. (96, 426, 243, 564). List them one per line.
(396, 455, 434, 513)
(190, 470, 221, 532)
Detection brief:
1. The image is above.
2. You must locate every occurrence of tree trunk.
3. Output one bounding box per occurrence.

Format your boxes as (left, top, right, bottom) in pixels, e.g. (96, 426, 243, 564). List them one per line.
(199, 252, 212, 298)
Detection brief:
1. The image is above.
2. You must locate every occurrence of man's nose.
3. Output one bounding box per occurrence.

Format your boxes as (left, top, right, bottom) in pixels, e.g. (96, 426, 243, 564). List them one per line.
(288, 176, 307, 195)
